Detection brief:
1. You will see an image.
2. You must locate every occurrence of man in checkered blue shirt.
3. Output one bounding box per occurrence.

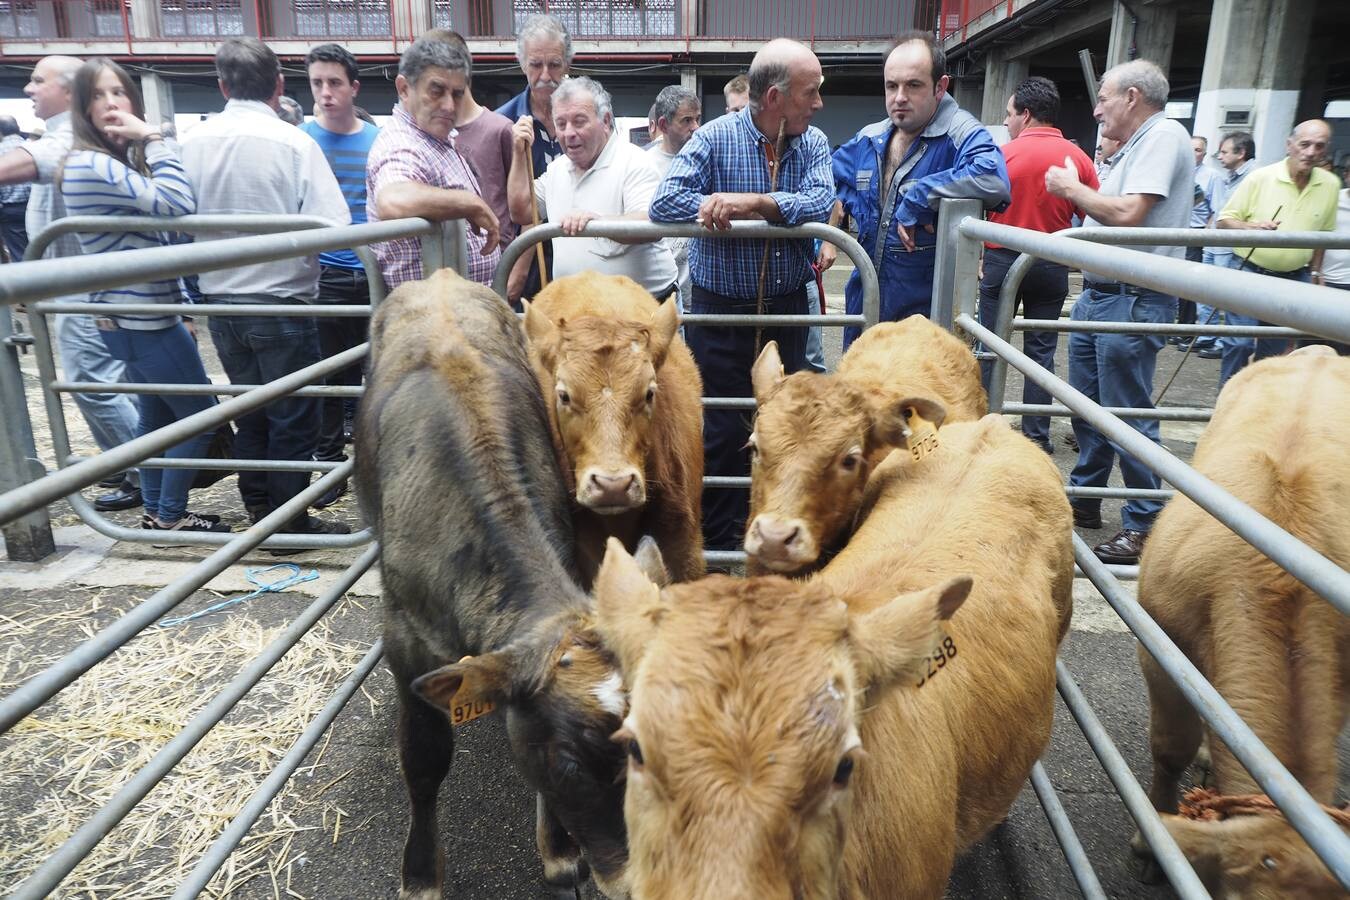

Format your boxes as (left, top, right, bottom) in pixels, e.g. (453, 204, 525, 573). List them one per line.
(650, 38, 834, 554)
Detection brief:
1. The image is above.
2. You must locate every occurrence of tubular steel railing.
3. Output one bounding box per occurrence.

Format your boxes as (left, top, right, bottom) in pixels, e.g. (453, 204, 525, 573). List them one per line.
(934, 199, 1350, 895)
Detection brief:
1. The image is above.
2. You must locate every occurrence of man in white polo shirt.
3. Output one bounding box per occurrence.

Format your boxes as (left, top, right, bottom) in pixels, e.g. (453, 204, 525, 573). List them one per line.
(507, 75, 678, 300)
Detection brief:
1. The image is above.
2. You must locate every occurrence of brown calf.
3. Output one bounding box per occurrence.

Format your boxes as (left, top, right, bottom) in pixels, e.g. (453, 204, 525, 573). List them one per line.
(525, 271, 705, 584)
(597, 412, 1073, 900)
(1135, 346, 1350, 894)
(746, 315, 987, 574)
(356, 270, 632, 899)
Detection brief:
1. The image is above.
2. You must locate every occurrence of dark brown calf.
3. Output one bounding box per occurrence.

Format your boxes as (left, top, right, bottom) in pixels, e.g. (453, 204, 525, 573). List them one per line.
(356, 269, 631, 899)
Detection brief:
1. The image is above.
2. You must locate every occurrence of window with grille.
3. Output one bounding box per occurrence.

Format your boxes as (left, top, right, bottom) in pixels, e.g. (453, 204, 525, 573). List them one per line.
(159, 0, 244, 36)
(89, 0, 128, 35)
(0, 1, 40, 38)
(294, 0, 391, 36)
(512, 0, 676, 37)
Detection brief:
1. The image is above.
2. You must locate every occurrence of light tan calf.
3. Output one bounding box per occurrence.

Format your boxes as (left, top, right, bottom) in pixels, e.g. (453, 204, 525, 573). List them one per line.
(746, 315, 987, 574)
(1136, 346, 1350, 896)
(525, 272, 705, 585)
(597, 411, 1073, 900)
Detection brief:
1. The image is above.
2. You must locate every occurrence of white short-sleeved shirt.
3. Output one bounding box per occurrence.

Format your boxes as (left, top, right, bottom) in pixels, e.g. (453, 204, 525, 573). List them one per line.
(1084, 112, 1193, 281)
(182, 100, 349, 301)
(535, 133, 678, 294)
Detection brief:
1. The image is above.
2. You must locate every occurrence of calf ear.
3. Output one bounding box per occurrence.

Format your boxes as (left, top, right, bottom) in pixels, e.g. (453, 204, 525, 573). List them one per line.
(848, 576, 971, 689)
(634, 535, 671, 588)
(594, 537, 664, 675)
(751, 341, 785, 402)
(646, 294, 681, 369)
(870, 396, 948, 451)
(412, 649, 520, 721)
(523, 300, 560, 367)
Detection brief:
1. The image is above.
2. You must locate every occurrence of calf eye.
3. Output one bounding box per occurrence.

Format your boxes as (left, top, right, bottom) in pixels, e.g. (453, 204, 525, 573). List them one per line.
(833, 756, 854, 787)
(627, 739, 644, 767)
(556, 386, 571, 407)
(645, 385, 657, 406)
(1261, 856, 1277, 870)
(840, 451, 862, 472)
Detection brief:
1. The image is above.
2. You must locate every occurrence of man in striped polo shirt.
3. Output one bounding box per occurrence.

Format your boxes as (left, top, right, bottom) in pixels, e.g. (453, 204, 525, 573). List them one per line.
(301, 43, 380, 509)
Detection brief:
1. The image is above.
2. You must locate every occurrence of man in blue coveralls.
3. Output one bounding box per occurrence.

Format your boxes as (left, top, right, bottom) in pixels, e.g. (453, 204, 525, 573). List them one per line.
(823, 31, 1010, 345)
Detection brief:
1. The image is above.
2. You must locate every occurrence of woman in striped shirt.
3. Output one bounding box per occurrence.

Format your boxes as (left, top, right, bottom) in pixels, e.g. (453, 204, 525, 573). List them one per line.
(60, 58, 229, 537)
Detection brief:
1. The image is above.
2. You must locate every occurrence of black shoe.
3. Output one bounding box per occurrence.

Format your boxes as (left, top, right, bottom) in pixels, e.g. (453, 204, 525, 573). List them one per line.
(1197, 347, 1223, 359)
(246, 504, 273, 526)
(1093, 529, 1147, 565)
(1173, 339, 1194, 352)
(312, 478, 349, 510)
(98, 472, 128, 489)
(1166, 336, 1185, 347)
(1071, 503, 1103, 530)
(1028, 438, 1054, 455)
(283, 515, 351, 536)
(95, 485, 143, 511)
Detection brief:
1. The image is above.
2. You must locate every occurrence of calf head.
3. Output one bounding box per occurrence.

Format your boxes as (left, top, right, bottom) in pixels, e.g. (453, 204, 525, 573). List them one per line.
(525, 298, 681, 514)
(745, 341, 948, 574)
(1161, 797, 1350, 900)
(412, 617, 632, 896)
(594, 538, 972, 900)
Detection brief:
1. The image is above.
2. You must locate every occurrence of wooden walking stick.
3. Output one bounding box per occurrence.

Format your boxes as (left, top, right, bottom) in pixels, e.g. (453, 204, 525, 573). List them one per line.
(527, 148, 549, 289)
(753, 118, 787, 357)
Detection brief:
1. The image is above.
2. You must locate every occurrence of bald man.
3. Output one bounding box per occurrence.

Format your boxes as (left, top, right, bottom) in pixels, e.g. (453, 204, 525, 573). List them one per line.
(650, 37, 834, 555)
(0, 55, 143, 511)
(1214, 118, 1338, 384)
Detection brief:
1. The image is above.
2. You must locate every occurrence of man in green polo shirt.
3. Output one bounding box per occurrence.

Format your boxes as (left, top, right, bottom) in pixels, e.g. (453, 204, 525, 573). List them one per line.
(1216, 118, 1337, 385)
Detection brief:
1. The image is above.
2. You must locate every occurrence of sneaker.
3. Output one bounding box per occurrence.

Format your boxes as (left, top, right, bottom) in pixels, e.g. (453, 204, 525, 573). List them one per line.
(142, 511, 231, 547)
(141, 510, 221, 527)
(94, 485, 143, 511)
(1071, 503, 1103, 530)
(312, 478, 349, 510)
(1093, 529, 1147, 565)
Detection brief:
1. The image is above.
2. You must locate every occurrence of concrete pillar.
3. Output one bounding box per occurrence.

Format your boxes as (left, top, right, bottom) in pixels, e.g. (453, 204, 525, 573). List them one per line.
(1191, 0, 1314, 167)
(951, 77, 984, 126)
(981, 51, 1028, 125)
(139, 72, 175, 129)
(128, 0, 159, 38)
(680, 67, 699, 95)
(1105, 0, 1178, 75)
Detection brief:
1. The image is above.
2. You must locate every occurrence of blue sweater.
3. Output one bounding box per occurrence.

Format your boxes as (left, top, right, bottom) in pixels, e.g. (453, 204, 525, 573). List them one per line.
(60, 140, 196, 329)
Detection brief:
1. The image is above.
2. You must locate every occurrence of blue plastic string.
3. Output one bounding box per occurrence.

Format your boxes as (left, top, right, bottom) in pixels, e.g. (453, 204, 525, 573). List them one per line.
(157, 564, 320, 628)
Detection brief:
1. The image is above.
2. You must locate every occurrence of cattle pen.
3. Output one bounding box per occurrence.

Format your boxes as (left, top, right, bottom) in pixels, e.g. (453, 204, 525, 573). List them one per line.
(0, 207, 1346, 897)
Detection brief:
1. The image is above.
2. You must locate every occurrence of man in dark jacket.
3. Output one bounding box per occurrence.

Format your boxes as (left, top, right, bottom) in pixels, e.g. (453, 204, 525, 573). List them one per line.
(825, 31, 1010, 345)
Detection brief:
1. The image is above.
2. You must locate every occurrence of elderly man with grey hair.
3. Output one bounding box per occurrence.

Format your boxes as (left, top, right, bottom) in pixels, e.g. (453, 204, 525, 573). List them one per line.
(508, 75, 677, 297)
(1044, 58, 1193, 565)
(366, 36, 501, 290)
(496, 13, 571, 176)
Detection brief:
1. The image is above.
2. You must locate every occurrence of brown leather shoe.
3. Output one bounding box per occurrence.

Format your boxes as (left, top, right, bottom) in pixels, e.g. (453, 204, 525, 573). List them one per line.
(1093, 529, 1147, 565)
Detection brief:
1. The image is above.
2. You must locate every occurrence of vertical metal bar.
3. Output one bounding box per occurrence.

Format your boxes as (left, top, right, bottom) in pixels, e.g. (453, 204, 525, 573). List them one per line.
(23, 310, 76, 477)
(931, 198, 982, 329)
(987, 250, 1037, 413)
(0, 306, 55, 561)
(419, 222, 446, 277)
(1054, 660, 1211, 899)
(1028, 761, 1109, 900)
(169, 639, 386, 899)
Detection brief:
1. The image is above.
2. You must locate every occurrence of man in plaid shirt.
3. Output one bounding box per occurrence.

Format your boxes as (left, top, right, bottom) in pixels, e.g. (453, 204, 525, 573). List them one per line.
(650, 38, 834, 554)
(367, 37, 501, 290)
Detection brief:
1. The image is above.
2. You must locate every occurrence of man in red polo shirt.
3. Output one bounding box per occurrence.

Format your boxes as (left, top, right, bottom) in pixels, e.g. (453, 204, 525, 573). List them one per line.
(979, 75, 1097, 454)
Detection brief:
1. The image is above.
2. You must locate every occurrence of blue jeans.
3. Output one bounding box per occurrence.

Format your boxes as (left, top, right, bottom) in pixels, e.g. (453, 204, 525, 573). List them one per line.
(978, 248, 1067, 447)
(57, 313, 141, 487)
(208, 313, 321, 518)
(99, 322, 215, 523)
(804, 279, 825, 374)
(1195, 250, 1242, 351)
(1067, 287, 1177, 533)
(1218, 264, 1307, 389)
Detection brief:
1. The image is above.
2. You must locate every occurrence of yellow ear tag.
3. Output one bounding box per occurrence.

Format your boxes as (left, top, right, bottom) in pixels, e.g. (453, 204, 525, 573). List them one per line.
(906, 409, 941, 462)
(448, 656, 495, 726)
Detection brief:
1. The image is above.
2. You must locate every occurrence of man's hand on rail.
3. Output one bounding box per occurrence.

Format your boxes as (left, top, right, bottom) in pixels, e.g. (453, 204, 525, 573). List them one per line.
(696, 193, 771, 230)
(560, 210, 599, 236)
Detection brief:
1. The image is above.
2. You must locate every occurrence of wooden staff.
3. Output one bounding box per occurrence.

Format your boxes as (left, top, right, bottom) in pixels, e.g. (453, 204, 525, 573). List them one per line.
(754, 118, 787, 356)
(527, 147, 549, 289)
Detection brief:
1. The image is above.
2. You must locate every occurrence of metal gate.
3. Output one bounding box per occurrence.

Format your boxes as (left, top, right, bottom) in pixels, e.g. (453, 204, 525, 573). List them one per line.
(930, 197, 1350, 897)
